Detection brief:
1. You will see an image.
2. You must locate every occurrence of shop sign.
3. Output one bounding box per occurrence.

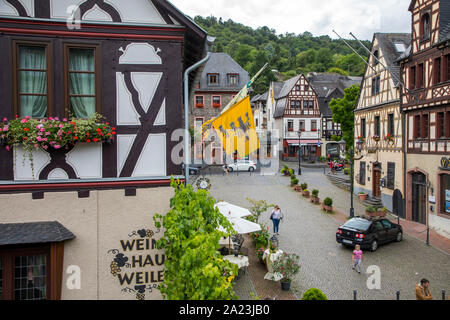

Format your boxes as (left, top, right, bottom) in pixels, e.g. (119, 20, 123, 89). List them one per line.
(441, 157, 450, 170)
(108, 228, 164, 300)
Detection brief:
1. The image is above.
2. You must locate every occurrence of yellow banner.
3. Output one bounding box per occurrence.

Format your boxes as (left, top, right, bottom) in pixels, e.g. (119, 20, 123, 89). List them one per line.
(210, 96, 259, 157)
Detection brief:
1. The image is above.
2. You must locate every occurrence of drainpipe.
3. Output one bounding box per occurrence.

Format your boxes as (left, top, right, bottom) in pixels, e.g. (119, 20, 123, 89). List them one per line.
(183, 36, 215, 186)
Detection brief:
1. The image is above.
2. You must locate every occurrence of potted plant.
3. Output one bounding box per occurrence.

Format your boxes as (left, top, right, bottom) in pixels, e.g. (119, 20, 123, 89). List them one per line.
(358, 192, 368, 201)
(280, 165, 290, 176)
(293, 183, 302, 192)
(302, 189, 310, 198)
(290, 177, 299, 187)
(343, 168, 350, 176)
(311, 189, 320, 204)
(272, 252, 301, 291)
(322, 197, 333, 213)
(357, 135, 365, 144)
(256, 247, 266, 264)
(300, 183, 308, 191)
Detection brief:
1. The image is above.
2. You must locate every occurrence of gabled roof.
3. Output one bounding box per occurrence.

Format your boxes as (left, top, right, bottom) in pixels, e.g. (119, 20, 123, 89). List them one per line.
(274, 98, 287, 118)
(306, 73, 361, 98)
(0, 221, 75, 246)
(374, 33, 411, 86)
(198, 52, 249, 91)
(276, 75, 302, 99)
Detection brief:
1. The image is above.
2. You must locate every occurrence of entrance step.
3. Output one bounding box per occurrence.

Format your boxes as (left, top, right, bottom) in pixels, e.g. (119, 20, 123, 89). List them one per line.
(326, 174, 351, 192)
(364, 197, 383, 208)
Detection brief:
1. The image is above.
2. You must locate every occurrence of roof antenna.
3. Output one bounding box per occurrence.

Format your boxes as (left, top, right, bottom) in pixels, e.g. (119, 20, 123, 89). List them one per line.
(332, 30, 377, 74)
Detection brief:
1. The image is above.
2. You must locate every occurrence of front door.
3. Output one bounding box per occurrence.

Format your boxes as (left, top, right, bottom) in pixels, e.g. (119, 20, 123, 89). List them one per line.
(393, 189, 405, 219)
(372, 167, 381, 198)
(412, 172, 427, 225)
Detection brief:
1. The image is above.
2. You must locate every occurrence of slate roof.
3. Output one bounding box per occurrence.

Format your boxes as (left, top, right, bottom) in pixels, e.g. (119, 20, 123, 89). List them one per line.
(374, 33, 411, 87)
(273, 98, 287, 118)
(198, 52, 250, 91)
(0, 221, 76, 246)
(306, 73, 362, 98)
(276, 75, 302, 99)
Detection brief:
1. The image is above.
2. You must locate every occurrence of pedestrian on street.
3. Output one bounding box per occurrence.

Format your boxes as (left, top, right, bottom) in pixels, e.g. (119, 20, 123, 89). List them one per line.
(352, 244, 363, 273)
(416, 278, 433, 300)
(270, 205, 284, 235)
(224, 164, 229, 175)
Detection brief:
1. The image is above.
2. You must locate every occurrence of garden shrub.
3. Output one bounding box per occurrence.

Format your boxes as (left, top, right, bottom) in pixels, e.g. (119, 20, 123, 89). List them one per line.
(323, 197, 333, 206)
(302, 288, 327, 300)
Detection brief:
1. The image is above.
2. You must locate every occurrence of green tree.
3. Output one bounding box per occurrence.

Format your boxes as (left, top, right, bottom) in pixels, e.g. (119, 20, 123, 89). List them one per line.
(246, 198, 274, 223)
(153, 179, 238, 300)
(328, 67, 349, 76)
(329, 84, 360, 151)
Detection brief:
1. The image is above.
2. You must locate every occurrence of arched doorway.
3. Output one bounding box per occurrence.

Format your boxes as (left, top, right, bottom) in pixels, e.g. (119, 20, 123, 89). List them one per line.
(411, 172, 427, 225)
(393, 189, 405, 219)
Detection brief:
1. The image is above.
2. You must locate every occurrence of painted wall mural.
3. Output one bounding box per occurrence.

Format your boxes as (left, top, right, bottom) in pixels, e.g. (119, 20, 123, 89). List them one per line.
(108, 227, 164, 300)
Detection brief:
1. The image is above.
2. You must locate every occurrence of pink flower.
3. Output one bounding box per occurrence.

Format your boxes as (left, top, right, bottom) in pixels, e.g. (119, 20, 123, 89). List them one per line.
(42, 138, 47, 142)
(5, 146, 10, 151)
(0, 128, 2, 132)
(42, 145, 48, 150)
(54, 117, 59, 121)
(25, 115, 30, 119)
(21, 119, 28, 123)
(59, 124, 64, 128)
(40, 128, 45, 132)
(3, 125, 8, 131)
(49, 117, 53, 121)
(36, 136, 42, 142)
(54, 144, 61, 149)
(45, 132, 50, 136)
(2, 117, 6, 122)
(63, 118, 67, 122)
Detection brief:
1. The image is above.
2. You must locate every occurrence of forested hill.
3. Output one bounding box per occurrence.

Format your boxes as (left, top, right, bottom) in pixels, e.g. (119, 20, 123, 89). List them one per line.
(193, 16, 371, 94)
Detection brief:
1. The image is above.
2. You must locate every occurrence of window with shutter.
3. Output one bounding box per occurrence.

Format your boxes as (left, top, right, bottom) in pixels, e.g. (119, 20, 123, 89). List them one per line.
(387, 162, 395, 190)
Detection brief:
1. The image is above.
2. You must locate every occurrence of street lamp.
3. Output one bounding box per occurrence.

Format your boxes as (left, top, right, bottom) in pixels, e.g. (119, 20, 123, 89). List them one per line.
(339, 139, 354, 218)
(297, 130, 302, 175)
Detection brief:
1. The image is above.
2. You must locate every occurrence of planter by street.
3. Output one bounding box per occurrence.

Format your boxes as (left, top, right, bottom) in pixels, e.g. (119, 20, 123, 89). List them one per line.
(322, 197, 333, 213)
(271, 252, 301, 291)
(302, 189, 310, 198)
(365, 206, 387, 217)
(358, 192, 368, 201)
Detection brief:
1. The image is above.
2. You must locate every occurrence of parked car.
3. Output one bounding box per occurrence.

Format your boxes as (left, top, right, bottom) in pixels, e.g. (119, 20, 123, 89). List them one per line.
(223, 160, 257, 172)
(336, 217, 403, 251)
(188, 167, 199, 175)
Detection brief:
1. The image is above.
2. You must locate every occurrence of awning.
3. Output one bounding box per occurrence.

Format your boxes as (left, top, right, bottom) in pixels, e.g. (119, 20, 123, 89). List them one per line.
(286, 139, 320, 146)
(0, 221, 75, 246)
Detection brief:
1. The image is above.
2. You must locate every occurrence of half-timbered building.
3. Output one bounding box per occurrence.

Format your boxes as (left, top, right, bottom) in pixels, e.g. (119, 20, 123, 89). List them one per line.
(354, 33, 410, 215)
(269, 75, 322, 161)
(400, 0, 450, 236)
(0, 0, 208, 300)
(306, 72, 362, 159)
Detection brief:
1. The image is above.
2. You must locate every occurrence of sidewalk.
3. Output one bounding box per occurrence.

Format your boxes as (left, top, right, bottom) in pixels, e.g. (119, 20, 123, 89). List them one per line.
(281, 162, 450, 255)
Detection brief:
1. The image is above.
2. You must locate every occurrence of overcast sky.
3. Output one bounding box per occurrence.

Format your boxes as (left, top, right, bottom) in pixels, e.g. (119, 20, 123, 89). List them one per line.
(170, 0, 411, 40)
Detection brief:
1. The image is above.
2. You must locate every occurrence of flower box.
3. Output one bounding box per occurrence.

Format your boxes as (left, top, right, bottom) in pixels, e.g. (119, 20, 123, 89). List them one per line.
(302, 190, 310, 198)
(365, 210, 386, 217)
(213, 103, 221, 108)
(195, 103, 204, 108)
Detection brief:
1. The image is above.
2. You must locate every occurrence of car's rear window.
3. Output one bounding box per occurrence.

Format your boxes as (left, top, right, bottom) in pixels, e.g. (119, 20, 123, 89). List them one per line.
(342, 219, 371, 231)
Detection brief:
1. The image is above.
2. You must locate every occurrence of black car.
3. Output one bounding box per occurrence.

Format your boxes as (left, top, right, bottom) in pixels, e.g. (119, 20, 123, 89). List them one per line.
(336, 217, 403, 251)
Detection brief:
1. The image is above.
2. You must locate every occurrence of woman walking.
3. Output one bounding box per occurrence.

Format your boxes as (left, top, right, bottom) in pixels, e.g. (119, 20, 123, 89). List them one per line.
(270, 205, 284, 235)
(352, 244, 363, 273)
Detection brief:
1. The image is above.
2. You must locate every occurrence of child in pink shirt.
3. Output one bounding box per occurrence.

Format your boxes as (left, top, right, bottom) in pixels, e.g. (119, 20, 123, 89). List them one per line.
(352, 245, 363, 273)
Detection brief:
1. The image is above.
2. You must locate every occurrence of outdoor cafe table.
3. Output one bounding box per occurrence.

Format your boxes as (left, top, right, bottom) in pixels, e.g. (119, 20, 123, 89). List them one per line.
(223, 255, 249, 269)
(219, 237, 237, 249)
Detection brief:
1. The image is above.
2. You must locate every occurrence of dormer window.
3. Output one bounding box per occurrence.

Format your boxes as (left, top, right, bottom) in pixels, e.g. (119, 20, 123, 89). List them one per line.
(208, 73, 219, 86)
(420, 12, 431, 41)
(227, 74, 239, 86)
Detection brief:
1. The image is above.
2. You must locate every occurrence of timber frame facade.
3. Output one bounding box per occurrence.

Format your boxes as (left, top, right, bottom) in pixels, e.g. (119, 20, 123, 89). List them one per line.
(354, 33, 410, 215)
(400, 0, 450, 235)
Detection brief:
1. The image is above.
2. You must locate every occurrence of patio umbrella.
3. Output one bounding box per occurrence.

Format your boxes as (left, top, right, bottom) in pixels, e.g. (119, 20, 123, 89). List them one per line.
(218, 215, 261, 253)
(215, 201, 252, 219)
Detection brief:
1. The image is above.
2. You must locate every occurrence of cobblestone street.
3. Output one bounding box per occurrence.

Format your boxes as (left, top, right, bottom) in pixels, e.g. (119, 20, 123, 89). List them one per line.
(203, 169, 450, 300)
